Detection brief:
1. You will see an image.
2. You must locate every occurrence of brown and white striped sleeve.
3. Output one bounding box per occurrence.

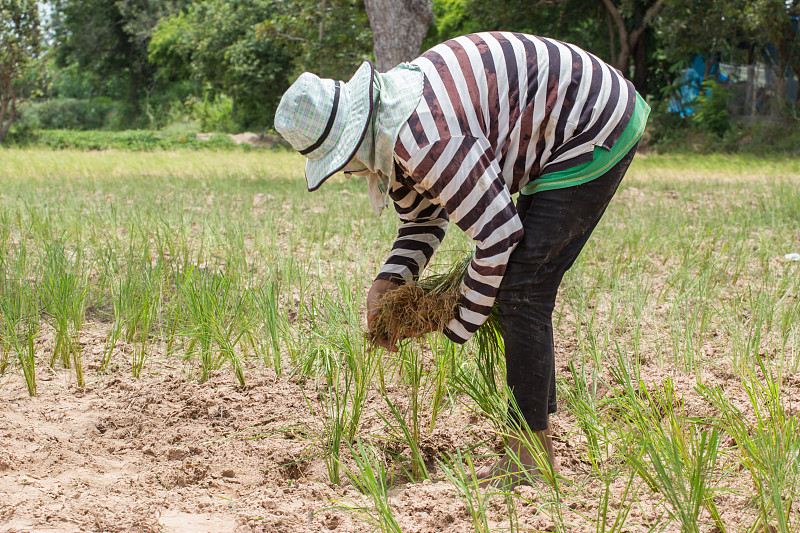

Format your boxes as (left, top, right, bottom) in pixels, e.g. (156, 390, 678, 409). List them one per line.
(374, 173, 450, 284)
(390, 133, 524, 344)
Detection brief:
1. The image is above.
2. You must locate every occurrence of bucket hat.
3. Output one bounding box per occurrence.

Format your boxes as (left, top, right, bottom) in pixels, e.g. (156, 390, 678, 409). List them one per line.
(274, 60, 375, 191)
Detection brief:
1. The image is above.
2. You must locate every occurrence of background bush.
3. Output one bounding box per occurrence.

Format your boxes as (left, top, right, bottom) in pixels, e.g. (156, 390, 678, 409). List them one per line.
(25, 98, 119, 130)
(25, 130, 243, 151)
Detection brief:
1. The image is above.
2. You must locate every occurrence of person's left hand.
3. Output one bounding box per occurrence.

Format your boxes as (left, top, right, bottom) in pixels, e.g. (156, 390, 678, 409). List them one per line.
(367, 279, 400, 352)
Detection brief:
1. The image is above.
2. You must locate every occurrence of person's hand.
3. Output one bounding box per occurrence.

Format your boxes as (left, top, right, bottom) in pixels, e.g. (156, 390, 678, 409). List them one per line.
(367, 278, 400, 352)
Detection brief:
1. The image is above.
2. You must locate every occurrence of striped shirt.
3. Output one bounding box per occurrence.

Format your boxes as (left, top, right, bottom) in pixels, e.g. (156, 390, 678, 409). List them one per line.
(376, 32, 637, 344)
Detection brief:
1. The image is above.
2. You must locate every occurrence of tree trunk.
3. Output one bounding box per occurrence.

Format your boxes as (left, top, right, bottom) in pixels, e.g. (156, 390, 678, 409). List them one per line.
(0, 80, 15, 144)
(364, 0, 433, 71)
(703, 56, 713, 80)
(605, 8, 617, 66)
(771, 60, 788, 118)
(633, 30, 648, 97)
(601, 0, 666, 85)
(744, 45, 757, 117)
(745, 64, 756, 117)
(318, 0, 327, 73)
(0, 99, 15, 144)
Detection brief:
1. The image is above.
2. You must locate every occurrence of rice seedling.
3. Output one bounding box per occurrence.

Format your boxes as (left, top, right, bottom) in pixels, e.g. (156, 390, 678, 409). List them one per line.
(427, 333, 457, 432)
(38, 240, 88, 386)
(592, 467, 638, 533)
(562, 360, 610, 470)
(368, 251, 504, 353)
(493, 405, 567, 531)
(380, 392, 430, 482)
(317, 343, 372, 485)
(296, 289, 373, 485)
(178, 268, 252, 387)
(698, 358, 800, 533)
(450, 350, 510, 433)
(251, 281, 287, 376)
(0, 279, 40, 396)
(620, 380, 725, 532)
(338, 439, 402, 533)
(106, 256, 164, 377)
(304, 350, 348, 486)
(438, 449, 493, 533)
(393, 340, 428, 477)
(0, 335, 9, 377)
(378, 331, 460, 482)
(0, 286, 12, 377)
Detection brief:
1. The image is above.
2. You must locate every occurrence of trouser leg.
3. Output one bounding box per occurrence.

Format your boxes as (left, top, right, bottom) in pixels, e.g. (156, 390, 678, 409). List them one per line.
(496, 144, 639, 431)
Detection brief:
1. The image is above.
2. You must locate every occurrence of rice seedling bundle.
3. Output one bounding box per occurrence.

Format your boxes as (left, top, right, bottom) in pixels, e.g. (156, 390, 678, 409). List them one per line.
(368, 251, 502, 349)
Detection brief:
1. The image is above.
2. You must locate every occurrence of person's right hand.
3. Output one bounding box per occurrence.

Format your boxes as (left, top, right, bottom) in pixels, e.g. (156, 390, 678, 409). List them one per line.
(366, 279, 400, 352)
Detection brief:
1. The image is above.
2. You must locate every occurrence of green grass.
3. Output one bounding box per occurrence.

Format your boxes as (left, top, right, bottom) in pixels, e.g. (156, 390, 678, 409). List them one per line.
(0, 147, 798, 531)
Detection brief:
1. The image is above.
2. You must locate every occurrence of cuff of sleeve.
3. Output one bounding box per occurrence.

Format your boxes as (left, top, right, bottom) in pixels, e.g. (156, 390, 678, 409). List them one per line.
(375, 272, 408, 285)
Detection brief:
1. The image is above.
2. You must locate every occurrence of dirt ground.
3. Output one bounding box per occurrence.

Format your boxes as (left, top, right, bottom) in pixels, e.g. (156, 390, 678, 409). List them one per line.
(0, 320, 794, 533)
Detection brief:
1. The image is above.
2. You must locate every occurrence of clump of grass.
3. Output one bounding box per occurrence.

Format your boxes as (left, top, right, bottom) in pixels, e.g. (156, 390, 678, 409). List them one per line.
(251, 281, 287, 376)
(338, 439, 402, 533)
(368, 283, 458, 347)
(699, 358, 800, 533)
(298, 288, 373, 485)
(623, 379, 725, 533)
(105, 256, 163, 377)
(0, 279, 40, 396)
(368, 251, 501, 349)
(438, 450, 493, 533)
(178, 268, 252, 387)
(38, 241, 88, 387)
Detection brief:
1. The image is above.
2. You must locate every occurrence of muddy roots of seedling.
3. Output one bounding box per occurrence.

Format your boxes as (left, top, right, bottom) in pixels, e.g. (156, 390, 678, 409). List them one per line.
(367, 282, 459, 348)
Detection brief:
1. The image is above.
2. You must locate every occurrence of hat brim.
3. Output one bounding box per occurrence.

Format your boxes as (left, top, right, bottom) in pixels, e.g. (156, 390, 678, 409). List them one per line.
(305, 61, 375, 192)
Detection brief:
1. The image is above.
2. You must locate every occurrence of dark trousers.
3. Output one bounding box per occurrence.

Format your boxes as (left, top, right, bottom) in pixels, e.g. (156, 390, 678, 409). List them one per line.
(496, 144, 638, 431)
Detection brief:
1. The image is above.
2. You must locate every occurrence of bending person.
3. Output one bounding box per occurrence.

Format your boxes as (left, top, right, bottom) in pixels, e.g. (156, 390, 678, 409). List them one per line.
(275, 32, 649, 483)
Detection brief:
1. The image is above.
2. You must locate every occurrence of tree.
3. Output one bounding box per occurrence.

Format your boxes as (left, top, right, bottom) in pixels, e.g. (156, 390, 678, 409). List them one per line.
(53, 0, 186, 123)
(149, 0, 296, 130)
(742, 0, 800, 115)
(0, 0, 40, 142)
(425, 0, 625, 77)
(656, 0, 740, 79)
(600, 0, 669, 95)
(364, 0, 433, 71)
(258, 0, 373, 80)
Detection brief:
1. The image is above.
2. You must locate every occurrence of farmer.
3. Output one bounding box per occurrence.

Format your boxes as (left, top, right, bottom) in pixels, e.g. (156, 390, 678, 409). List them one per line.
(275, 32, 649, 483)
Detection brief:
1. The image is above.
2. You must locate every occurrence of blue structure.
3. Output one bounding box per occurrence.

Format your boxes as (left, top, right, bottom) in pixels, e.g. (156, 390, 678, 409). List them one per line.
(670, 17, 800, 115)
(668, 55, 728, 116)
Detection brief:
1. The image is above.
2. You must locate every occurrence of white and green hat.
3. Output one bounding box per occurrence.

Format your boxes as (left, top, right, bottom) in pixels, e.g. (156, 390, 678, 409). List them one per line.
(274, 61, 375, 191)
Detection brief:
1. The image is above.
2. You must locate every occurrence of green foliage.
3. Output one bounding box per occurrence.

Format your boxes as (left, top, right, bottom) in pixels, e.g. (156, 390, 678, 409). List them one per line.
(258, 0, 372, 80)
(54, 0, 186, 118)
(29, 0, 800, 146)
(0, 0, 41, 142)
(423, 0, 481, 48)
(743, 0, 800, 86)
(186, 95, 237, 133)
(2, 106, 38, 144)
(693, 80, 732, 138)
(24, 98, 118, 130)
(149, 0, 294, 131)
